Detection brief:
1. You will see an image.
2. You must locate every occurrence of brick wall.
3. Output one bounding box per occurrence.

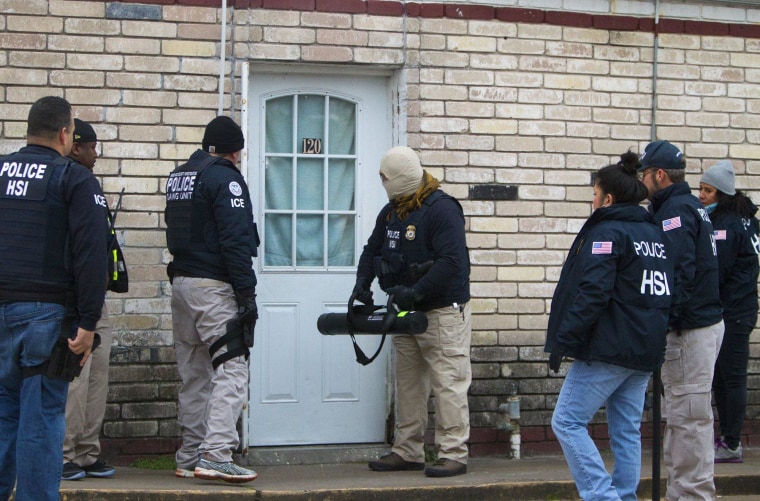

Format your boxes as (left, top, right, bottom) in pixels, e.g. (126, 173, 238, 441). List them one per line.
(2, 0, 760, 460)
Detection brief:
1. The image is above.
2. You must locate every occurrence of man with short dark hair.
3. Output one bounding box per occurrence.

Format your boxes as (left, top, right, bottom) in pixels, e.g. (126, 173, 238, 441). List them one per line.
(62, 118, 119, 481)
(0, 96, 107, 500)
(165, 116, 259, 484)
(638, 140, 724, 501)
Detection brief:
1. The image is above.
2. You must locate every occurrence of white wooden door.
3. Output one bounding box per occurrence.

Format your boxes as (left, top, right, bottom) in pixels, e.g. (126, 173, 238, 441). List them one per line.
(246, 67, 393, 445)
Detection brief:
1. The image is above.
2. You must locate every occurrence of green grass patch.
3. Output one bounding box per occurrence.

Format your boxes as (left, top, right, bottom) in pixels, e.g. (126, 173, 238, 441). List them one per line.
(130, 455, 176, 470)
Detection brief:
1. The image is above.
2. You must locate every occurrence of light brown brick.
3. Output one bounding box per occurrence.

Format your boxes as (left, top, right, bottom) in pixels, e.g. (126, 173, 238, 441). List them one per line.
(163, 74, 218, 92)
(68, 53, 124, 71)
(67, 88, 122, 106)
(107, 38, 161, 55)
(162, 40, 216, 57)
(50, 0, 105, 17)
(420, 50, 469, 68)
(1, 0, 47, 15)
(301, 11, 352, 29)
(301, 46, 354, 63)
(50, 70, 105, 87)
(123, 21, 177, 39)
(125, 56, 180, 73)
(163, 5, 217, 23)
(9, 51, 65, 68)
(107, 73, 162, 90)
(65, 18, 120, 35)
(7, 15, 63, 33)
(317, 29, 367, 46)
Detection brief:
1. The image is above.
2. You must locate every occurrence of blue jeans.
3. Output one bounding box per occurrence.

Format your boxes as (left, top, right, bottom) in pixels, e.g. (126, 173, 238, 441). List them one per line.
(552, 360, 651, 501)
(0, 302, 68, 501)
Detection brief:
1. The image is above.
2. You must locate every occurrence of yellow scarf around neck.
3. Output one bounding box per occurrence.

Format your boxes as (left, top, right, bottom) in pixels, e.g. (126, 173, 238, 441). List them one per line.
(389, 170, 440, 221)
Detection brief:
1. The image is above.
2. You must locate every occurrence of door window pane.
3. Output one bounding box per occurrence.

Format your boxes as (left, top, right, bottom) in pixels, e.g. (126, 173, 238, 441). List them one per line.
(328, 158, 354, 211)
(297, 95, 325, 145)
(265, 156, 293, 210)
(296, 215, 323, 266)
(263, 92, 357, 269)
(297, 158, 324, 211)
(329, 98, 355, 155)
(328, 215, 354, 266)
(265, 214, 292, 266)
(266, 96, 293, 154)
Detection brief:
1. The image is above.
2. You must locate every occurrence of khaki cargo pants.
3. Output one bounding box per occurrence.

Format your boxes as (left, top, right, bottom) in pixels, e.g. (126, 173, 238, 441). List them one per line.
(391, 302, 472, 464)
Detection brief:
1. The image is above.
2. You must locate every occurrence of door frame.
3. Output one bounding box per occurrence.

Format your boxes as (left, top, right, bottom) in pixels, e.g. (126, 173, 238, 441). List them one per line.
(240, 61, 405, 449)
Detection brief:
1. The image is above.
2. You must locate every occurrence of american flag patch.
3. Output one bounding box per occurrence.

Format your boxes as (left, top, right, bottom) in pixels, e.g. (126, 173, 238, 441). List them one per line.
(592, 241, 613, 254)
(714, 229, 727, 240)
(662, 217, 682, 231)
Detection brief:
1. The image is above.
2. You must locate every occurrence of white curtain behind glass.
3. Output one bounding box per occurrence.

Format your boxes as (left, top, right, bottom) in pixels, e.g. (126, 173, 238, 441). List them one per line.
(263, 93, 356, 267)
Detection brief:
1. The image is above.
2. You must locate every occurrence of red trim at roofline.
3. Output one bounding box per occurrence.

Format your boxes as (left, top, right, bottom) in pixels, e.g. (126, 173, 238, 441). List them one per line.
(90, 0, 760, 38)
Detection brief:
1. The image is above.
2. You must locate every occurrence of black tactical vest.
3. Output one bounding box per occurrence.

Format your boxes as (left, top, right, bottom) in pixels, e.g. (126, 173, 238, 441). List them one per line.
(375, 190, 449, 289)
(0, 154, 71, 288)
(165, 155, 218, 255)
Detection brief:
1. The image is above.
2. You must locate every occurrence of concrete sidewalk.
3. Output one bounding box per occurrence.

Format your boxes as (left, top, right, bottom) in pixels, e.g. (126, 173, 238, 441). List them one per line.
(56, 449, 760, 500)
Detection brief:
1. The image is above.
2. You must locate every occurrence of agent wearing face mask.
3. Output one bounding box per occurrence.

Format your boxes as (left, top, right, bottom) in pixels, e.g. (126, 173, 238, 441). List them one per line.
(354, 146, 471, 478)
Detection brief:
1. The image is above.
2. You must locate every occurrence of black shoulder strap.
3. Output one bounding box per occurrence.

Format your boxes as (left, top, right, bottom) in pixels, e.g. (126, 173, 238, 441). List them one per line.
(109, 187, 125, 230)
(347, 293, 396, 366)
(195, 154, 220, 176)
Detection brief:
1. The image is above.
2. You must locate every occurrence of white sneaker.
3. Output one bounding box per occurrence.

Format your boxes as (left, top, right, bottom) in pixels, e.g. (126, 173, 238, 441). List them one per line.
(175, 467, 195, 478)
(715, 442, 743, 463)
(194, 458, 258, 483)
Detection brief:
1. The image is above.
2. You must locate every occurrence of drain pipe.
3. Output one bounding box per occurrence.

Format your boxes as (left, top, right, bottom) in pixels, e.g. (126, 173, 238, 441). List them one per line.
(650, 0, 660, 141)
(217, 0, 227, 116)
(497, 388, 521, 459)
(650, 5, 662, 500)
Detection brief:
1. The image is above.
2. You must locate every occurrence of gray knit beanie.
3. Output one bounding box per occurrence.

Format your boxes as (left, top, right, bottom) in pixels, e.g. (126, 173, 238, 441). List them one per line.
(700, 160, 736, 196)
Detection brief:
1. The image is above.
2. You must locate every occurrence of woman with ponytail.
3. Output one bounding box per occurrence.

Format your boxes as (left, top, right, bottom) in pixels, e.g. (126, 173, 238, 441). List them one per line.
(546, 152, 673, 501)
(699, 160, 760, 464)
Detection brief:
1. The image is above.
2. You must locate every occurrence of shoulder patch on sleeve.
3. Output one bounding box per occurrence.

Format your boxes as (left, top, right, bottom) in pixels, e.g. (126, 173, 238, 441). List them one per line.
(591, 241, 613, 254)
(662, 216, 681, 231)
(229, 181, 243, 197)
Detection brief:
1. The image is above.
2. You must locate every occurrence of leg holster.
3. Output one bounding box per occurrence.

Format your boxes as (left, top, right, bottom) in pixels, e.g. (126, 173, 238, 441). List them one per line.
(209, 318, 250, 370)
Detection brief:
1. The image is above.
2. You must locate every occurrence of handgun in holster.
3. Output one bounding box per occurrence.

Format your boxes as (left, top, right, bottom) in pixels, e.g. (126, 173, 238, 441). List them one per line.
(22, 309, 101, 382)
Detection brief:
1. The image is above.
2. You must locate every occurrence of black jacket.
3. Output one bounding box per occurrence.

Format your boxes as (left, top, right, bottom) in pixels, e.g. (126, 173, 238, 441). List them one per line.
(648, 182, 722, 330)
(709, 205, 759, 324)
(165, 149, 258, 295)
(545, 204, 673, 371)
(357, 190, 470, 311)
(0, 145, 107, 331)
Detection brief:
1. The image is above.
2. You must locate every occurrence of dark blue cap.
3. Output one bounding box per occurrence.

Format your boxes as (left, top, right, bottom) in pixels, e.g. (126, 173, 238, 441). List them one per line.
(638, 140, 684, 171)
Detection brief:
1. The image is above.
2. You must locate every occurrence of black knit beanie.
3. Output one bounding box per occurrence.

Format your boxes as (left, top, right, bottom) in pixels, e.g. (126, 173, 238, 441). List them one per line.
(202, 116, 244, 154)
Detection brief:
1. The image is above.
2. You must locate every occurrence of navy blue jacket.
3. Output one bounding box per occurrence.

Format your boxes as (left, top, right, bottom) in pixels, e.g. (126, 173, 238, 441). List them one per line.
(357, 190, 470, 311)
(545, 204, 673, 371)
(709, 206, 759, 324)
(648, 182, 722, 330)
(165, 149, 258, 295)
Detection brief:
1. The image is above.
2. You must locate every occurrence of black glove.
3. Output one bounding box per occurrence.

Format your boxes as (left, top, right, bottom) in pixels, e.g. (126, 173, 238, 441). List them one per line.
(236, 292, 258, 348)
(387, 285, 423, 311)
(352, 280, 374, 306)
(549, 345, 566, 374)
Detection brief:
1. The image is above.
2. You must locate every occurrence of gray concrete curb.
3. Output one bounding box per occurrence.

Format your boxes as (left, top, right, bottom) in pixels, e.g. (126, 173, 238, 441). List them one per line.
(52, 450, 760, 501)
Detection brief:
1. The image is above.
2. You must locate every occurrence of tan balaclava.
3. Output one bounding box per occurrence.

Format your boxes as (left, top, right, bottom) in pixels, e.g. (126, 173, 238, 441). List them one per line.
(379, 146, 424, 199)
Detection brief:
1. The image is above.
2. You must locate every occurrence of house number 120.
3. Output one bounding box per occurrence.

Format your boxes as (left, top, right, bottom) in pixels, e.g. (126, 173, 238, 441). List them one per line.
(302, 138, 322, 154)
